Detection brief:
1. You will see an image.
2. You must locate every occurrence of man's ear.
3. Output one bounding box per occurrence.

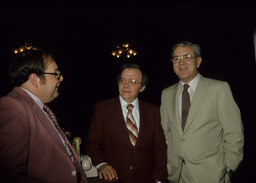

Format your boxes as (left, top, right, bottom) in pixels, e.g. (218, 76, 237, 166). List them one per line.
(29, 73, 40, 88)
(196, 57, 202, 68)
(140, 85, 146, 92)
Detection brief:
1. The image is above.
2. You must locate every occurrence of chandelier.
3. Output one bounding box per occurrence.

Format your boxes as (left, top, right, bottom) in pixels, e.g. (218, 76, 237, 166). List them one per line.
(13, 41, 42, 54)
(111, 42, 137, 58)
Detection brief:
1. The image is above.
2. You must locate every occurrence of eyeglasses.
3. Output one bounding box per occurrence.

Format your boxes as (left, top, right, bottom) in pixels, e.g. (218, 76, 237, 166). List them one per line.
(172, 54, 196, 63)
(119, 78, 141, 85)
(43, 70, 61, 80)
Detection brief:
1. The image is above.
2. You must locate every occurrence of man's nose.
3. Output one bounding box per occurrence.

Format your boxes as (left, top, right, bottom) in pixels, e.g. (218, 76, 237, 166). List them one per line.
(123, 80, 129, 87)
(59, 75, 64, 82)
(179, 57, 185, 64)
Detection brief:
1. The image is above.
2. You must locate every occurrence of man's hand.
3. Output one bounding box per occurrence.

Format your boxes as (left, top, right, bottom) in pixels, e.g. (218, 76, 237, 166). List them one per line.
(98, 164, 118, 180)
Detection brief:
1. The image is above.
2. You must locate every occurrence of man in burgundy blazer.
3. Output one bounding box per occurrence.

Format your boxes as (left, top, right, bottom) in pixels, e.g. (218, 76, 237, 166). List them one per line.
(0, 50, 87, 183)
(85, 64, 167, 183)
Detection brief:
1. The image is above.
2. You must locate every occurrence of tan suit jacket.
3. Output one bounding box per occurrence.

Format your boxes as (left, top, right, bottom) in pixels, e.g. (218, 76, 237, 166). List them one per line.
(0, 87, 87, 183)
(160, 74, 244, 183)
(85, 96, 167, 183)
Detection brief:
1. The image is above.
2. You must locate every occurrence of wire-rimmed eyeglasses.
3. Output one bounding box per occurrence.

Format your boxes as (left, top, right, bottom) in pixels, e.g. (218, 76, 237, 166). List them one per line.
(119, 78, 141, 85)
(172, 54, 196, 63)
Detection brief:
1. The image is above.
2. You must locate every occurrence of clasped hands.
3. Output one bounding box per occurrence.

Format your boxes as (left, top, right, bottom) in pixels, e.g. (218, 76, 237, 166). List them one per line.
(98, 164, 118, 181)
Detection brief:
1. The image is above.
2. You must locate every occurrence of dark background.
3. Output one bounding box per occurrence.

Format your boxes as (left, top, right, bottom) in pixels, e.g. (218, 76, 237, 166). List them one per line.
(0, 2, 256, 182)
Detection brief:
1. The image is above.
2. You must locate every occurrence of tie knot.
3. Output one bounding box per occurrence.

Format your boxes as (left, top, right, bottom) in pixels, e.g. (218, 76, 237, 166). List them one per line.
(183, 84, 190, 91)
(126, 104, 134, 111)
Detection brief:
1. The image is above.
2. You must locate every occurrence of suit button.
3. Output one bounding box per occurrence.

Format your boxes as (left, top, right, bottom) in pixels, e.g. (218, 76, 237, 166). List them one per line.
(72, 171, 76, 176)
(129, 166, 133, 170)
(133, 151, 136, 153)
(181, 139, 185, 142)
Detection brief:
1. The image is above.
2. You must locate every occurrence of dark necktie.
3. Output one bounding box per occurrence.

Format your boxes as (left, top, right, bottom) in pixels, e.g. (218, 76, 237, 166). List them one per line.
(126, 104, 138, 146)
(182, 84, 191, 132)
(43, 105, 80, 173)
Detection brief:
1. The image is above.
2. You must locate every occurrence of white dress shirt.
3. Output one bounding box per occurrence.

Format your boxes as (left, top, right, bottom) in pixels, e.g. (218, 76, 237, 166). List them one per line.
(178, 73, 200, 123)
(119, 95, 140, 132)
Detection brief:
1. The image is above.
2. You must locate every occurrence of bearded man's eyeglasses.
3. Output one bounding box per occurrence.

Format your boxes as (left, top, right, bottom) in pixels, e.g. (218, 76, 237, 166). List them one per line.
(43, 70, 61, 80)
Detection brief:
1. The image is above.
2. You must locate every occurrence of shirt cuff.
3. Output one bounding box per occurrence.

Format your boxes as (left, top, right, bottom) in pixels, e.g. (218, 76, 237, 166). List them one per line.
(96, 162, 108, 169)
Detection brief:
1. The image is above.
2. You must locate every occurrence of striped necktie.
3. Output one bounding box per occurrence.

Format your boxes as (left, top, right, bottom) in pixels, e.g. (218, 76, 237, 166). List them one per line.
(43, 105, 80, 173)
(126, 104, 138, 146)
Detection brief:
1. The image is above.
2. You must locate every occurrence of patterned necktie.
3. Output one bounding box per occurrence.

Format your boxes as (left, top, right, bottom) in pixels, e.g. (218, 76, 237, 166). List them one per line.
(43, 105, 80, 173)
(182, 84, 191, 132)
(126, 104, 138, 146)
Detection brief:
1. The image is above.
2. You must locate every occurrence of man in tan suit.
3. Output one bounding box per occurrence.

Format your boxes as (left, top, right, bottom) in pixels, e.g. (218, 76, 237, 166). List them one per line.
(160, 41, 244, 183)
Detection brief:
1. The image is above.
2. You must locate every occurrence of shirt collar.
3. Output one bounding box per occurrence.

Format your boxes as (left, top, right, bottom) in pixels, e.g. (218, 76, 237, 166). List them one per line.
(119, 95, 139, 111)
(20, 87, 44, 110)
(179, 73, 200, 93)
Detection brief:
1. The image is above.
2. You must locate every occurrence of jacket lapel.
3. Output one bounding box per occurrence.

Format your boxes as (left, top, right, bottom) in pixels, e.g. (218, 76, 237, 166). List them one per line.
(13, 87, 68, 153)
(166, 84, 183, 135)
(35, 109, 68, 153)
(134, 100, 150, 149)
(183, 75, 209, 133)
(109, 97, 133, 147)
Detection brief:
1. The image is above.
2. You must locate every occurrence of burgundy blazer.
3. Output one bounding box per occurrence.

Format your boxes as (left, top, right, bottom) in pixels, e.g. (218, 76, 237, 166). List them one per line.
(0, 87, 87, 183)
(85, 97, 167, 183)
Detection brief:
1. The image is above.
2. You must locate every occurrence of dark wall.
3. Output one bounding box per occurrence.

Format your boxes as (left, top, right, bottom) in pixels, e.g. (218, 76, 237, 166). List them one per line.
(0, 2, 256, 182)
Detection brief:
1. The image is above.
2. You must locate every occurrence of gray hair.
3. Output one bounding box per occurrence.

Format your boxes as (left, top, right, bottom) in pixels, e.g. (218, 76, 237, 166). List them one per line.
(171, 41, 201, 61)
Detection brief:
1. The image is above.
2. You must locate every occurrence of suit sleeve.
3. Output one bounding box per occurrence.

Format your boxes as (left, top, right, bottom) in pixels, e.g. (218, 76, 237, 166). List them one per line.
(160, 89, 170, 144)
(0, 97, 29, 182)
(85, 101, 107, 166)
(152, 105, 168, 183)
(218, 82, 244, 171)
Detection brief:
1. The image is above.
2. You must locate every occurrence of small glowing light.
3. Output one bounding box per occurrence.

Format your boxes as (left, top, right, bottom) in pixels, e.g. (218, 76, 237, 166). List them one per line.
(25, 45, 32, 50)
(116, 55, 120, 58)
(111, 51, 116, 56)
(123, 43, 129, 48)
(127, 54, 130, 58)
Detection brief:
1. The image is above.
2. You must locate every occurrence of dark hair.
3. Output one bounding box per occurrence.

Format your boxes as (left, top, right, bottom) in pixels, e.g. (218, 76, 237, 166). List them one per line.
(116, 63, 149, 88)
(9, 50, 54, 86)
(171, 41, 201, 61)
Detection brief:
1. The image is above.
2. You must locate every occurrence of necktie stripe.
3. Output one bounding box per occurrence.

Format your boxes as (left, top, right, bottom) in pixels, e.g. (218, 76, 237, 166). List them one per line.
(126, 104, 138, 146)
(43, 105, 80, 173)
